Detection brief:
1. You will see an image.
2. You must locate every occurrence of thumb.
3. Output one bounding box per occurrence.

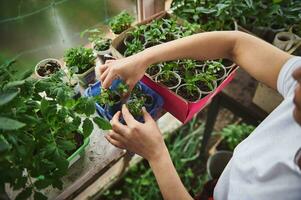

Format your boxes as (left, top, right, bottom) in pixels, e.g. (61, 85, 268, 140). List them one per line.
(142, 107, 153, 122)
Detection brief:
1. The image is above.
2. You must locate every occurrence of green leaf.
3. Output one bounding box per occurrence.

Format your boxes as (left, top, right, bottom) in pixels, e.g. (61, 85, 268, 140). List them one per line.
(16, 187, 32, 200)
(34, 191, 47, 200)
(93, 117, 112, 130)
(0, 89, 20, 106)
(0, 117, 25, 130)
(82, 118, 93, 137)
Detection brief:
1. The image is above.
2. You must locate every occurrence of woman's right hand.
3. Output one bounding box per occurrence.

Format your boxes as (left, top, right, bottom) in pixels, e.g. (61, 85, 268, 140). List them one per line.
(96, 52, 150, 90)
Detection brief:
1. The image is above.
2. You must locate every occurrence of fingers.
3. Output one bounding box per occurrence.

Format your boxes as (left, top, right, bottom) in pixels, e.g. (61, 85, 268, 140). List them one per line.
(100, 68, 109, 83)
(102, 70, 117, 89)
(111, 111, 128, 135)
(121, 104, 136, 125)
(105, 134, 125, 149)
(142, 107, 153, 122)
(99, 64, 108, 74)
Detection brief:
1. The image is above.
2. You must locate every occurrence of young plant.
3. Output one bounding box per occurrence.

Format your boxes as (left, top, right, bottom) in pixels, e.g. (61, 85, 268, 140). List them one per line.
(204, 60, 224, 74)
(0, 60, 111, 199)
(64, 46, 96, 74)
(124, 39, 144, 57)
(220, 123, 255, 151)
(81, 28, 112, 51)
(188, 71, 216, 91)
(109, 11, 134, 34)
(126, 98, 145, 117)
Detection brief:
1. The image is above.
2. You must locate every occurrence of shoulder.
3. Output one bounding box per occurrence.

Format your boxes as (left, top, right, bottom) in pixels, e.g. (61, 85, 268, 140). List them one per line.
(277, 56, 301, 98)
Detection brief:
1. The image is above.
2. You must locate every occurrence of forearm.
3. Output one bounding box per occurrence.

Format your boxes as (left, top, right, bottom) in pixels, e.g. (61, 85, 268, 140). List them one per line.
(148, 145, 193, 200)
(138, 31, 291, 89)
(141, 31, 235, 65)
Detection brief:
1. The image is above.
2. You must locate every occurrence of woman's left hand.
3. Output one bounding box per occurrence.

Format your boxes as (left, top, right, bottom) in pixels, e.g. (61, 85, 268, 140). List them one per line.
(105, 105, 166, 162)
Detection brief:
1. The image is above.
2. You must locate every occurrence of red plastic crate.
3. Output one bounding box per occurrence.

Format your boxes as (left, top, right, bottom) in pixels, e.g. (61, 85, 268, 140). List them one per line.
(141, 68, 237, 123)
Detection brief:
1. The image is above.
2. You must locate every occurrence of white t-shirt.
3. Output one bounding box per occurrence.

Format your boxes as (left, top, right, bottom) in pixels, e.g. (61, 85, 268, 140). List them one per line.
(214, 56, 301, 200)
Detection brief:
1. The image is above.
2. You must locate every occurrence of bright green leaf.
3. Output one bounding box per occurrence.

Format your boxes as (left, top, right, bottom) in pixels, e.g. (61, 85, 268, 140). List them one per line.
(83, 118, 93, 137)
(93, 117, 112, 130)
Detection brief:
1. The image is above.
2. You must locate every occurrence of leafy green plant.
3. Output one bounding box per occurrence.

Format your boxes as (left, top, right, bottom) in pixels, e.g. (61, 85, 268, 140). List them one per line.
(0, 60, 111, 199)
(109, 11, 134, 34)
(171, 0, 301, 32)
(126, 98, 145, 117)
(124, 39, 144, 57)
(204, 60, 223, 74)
(220, 123, 255, 151)
(64, 46, 96, 74)
(188, 71, 216, 91)
(81, 28, 112, 51)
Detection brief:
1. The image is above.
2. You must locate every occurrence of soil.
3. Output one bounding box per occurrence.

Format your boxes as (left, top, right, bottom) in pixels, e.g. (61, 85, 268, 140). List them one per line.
(66, 132, 84, 156)
(196, 80, 212, 93)
(157, 73, 179, 89)
(37, 61, 60, 77)
(146, 65, 160, 76)
(221, 59, 233, 67)
(177, 85, 200, 102)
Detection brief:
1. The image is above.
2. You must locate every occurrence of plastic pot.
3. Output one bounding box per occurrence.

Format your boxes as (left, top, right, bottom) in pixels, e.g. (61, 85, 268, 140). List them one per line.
(155, 71, 181, 90)
(67, 137, 90, 168)
(202, 62, 227, 82)
(196, 80, 217, 95)
(207, 150, 233, 179)
(273, 32, 296, 51)
(75, 66, 95, 86)
(146, 64, 162, 79)
(35, 58, 62, 79)
(176, 84, 202, 102)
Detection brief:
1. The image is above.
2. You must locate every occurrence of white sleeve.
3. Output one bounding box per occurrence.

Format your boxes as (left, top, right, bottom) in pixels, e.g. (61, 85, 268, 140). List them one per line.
(277, 56, 301, 98)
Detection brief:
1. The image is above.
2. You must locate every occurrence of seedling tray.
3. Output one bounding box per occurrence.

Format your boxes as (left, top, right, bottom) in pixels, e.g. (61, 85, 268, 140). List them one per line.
(141, 67, 237, 123)
(84, 80, 164, 122)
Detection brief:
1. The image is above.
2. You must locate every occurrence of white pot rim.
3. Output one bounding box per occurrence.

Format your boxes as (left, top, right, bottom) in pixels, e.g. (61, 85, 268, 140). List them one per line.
(147, 64, 163, 79)
(197, 80, 217, 95)
(176, 83, 202, 102)
(155, 71, 181, 90)
(202, 63, 227, 81)
(35, 58, 62, 79)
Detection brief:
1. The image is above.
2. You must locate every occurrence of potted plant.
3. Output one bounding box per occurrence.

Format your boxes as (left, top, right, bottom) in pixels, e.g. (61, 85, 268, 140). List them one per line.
(194, 72, 217, 95)
(99, 81, 129, 116)
(176, 83, 202, 102)
(124, 39, 144, 57)
(126, 97, 145, 119)
(35, 58, 62, 78)
(109, 11, 134, 34)
(217, 123, 255, 151)
(92, 38, 112, 56)
(155, 71, 181, 90)
(64, 46, 96, 86)
(0, 60, 111, 199)
(81, 28, 112, 57)
(203, 60, 226, 81)
(146, 63, 162, 79)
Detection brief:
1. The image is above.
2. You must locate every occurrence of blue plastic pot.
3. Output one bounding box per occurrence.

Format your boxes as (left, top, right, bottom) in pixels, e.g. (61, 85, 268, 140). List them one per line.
(84, 80, 164, 122)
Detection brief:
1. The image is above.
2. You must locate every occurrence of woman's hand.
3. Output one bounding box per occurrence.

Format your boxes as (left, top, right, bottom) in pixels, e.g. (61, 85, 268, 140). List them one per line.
(105, 104, 166, 162)
(96, 52, 150, 90)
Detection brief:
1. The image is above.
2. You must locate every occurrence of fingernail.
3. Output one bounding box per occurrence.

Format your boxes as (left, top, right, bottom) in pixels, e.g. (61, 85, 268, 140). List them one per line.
(142, 106, 146, 111)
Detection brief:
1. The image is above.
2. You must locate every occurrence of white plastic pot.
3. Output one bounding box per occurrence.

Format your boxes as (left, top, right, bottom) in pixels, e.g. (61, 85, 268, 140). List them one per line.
(35, 58, 62, 79)
(155, 71, 181, 90)
(176, 84, 202, 102)
(146, 64, 162, 79)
